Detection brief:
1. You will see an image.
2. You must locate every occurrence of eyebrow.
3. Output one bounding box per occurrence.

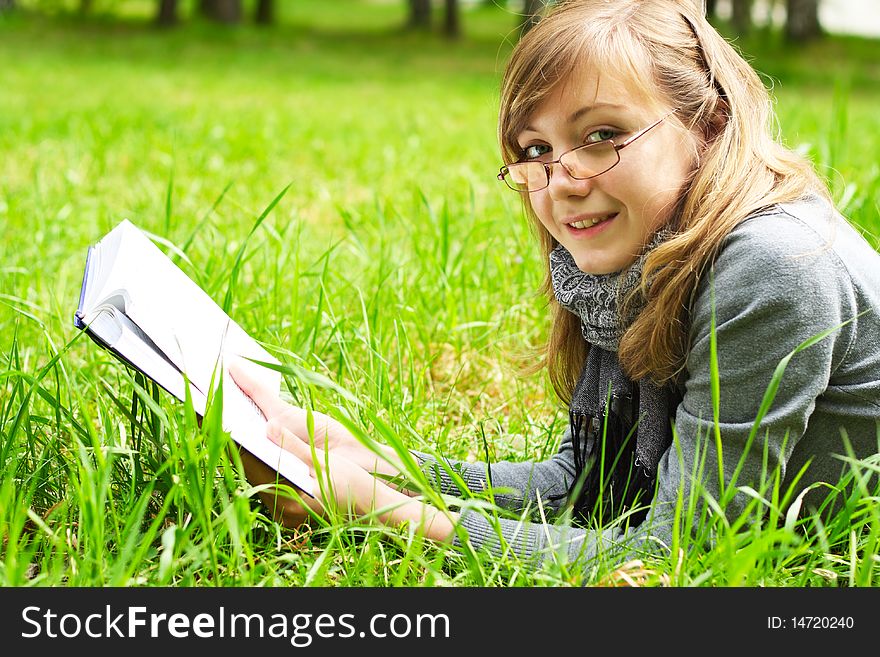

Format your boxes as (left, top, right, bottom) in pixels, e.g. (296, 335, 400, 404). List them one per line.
(520, 102, 628, 134)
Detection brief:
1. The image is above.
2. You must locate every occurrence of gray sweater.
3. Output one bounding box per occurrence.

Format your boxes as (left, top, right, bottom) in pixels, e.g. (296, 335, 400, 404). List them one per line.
(415, 194, 880, 570)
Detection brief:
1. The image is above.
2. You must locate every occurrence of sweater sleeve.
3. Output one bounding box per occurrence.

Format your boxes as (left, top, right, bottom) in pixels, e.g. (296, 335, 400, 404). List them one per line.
(424, 209, 860, 573)
(412, 432, 662, 568)
(668, 211, 856, 528)
(411, 423, 579, 516)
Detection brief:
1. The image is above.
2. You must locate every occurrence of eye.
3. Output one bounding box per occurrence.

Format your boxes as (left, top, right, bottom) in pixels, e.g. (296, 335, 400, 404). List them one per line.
(521, 143, 552, 160)
(585, 128, 619, 144)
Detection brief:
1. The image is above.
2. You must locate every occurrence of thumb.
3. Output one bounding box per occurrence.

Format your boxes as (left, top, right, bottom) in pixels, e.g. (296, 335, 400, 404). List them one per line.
(228, 357, 288, 418)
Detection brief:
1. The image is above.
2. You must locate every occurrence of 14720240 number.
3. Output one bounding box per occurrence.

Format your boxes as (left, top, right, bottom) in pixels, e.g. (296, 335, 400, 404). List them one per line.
(790, 617, 854, 629)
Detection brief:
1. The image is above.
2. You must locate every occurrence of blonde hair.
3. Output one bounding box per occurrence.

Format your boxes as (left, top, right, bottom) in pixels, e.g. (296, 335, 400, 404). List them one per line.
(499, 0, 828, 402)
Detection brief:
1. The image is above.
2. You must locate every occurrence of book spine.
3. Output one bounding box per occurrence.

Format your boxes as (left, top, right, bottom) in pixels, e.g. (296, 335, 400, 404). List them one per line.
(73, 245, 93, 330)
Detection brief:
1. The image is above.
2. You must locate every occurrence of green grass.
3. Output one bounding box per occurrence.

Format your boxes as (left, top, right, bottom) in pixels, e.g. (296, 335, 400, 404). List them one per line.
(1, 0, 878, 587)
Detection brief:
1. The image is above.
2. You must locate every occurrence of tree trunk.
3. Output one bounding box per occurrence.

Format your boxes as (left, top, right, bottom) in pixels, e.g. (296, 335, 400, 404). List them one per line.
(705, 0, 717, 20)
(443, 0, 460, 38)
(785, 0, 822, 42)
(211, 0, 241, 23)
(157, 0, 178, 26)
(199, 0, 240, 22)
(199, 0, 216, 18)
(408, 0, 431, 30)
(255, 0, 274, 25)
(520, 0, 545, 37)
(0, 0, 15, 11)
(80, 0, 93, 14)
(731, 0, 752, 34)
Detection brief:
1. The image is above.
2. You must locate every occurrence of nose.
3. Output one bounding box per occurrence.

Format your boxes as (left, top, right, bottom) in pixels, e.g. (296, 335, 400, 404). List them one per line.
(546, 161, 593, 200)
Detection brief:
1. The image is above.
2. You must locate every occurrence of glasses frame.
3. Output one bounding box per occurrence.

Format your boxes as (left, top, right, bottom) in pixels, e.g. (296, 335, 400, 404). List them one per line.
(497, 110, 676, 193)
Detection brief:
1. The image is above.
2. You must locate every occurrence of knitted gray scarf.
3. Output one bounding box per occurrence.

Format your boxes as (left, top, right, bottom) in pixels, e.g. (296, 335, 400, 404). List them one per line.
(549, 234, 679, 522)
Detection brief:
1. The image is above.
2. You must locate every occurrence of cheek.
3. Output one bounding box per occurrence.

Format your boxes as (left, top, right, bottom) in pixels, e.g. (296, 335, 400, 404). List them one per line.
(644, 136, 697, 203)
(629, 184, 679, 234)
(529, 193, 557, 233)
(619, 153, 692, 226)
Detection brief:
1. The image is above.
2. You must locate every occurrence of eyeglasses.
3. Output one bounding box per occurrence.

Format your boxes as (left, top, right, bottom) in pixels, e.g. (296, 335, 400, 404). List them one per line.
(497, 111, 675, 193)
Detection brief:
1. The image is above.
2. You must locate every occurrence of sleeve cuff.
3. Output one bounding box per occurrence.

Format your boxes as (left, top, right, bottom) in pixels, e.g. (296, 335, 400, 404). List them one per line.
(411, 449, 489, 497)
(452, 508, 543, 564)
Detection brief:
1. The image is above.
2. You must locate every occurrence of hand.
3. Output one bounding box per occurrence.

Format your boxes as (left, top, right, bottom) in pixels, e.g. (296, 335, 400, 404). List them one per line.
(269, 424, 456, 541)
(238, 447, 324, 528)
(228, 358, 404, 478)
(267, 424, 394, 519)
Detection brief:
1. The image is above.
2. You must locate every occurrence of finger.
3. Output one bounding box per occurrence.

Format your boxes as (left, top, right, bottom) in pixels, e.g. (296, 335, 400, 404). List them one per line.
(228, 357, 288, 418)
(237, 444, 316, 498)
(270, 425, 323, 466)
(266, 417, 310, 447)
(239, 448, 322, 524)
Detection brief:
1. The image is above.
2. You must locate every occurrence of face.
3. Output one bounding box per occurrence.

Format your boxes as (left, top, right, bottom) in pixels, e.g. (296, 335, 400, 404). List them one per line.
(516, 66, 698, 274)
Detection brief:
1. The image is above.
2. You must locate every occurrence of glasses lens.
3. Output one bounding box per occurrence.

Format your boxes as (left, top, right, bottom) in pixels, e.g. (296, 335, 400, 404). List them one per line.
(506, 162, 547, 192)
(563, 141, 619, 179)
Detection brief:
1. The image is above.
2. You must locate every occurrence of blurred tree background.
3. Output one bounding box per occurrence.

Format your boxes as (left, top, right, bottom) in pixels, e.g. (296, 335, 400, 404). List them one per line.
(0, 0, 549, 34)
(0, 0, 848, 41)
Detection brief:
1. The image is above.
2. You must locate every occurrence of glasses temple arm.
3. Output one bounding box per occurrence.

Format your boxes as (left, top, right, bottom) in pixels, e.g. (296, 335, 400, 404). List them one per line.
(614, 109, 678, 151)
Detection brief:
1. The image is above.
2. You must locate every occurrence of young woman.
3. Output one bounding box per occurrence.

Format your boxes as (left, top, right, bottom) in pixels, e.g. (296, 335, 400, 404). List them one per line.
(231, 0, 880, 570)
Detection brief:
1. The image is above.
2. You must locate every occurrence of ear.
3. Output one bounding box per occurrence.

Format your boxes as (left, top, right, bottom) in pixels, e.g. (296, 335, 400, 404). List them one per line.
(704, 96, 729, 142)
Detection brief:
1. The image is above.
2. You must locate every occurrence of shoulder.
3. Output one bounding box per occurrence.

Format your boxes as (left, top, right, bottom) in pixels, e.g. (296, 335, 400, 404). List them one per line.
(704, 194, 866, 312)
(720, 195, 840, 270)
(717, 193, 880, 277)
(688, 194, 868, 362)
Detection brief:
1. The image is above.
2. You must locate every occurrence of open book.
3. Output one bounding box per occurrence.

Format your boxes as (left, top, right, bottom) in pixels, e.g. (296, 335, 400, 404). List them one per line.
(74, 219, 312, 496)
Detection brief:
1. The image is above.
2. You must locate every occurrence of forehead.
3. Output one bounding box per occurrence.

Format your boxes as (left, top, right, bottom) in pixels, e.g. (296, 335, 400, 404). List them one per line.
(526, 62, 662, 129)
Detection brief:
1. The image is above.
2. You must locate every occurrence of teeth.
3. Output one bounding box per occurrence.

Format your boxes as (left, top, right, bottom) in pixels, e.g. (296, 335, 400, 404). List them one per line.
(571, 214, 614, 229)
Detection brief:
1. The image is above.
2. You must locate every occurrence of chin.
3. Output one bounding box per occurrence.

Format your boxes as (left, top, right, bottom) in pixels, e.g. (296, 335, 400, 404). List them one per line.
(573, 250, 639, 276)
(574, 257, 620, 276)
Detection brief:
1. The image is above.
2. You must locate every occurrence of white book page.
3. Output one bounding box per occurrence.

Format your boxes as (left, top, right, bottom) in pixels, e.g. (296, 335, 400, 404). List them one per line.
(83, 220, 313, 495)
(88, 308, 209, 415)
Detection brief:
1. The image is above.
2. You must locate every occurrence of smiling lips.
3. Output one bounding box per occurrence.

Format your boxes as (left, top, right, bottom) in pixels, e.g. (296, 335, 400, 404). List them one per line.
(566, 212, 618, 229)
